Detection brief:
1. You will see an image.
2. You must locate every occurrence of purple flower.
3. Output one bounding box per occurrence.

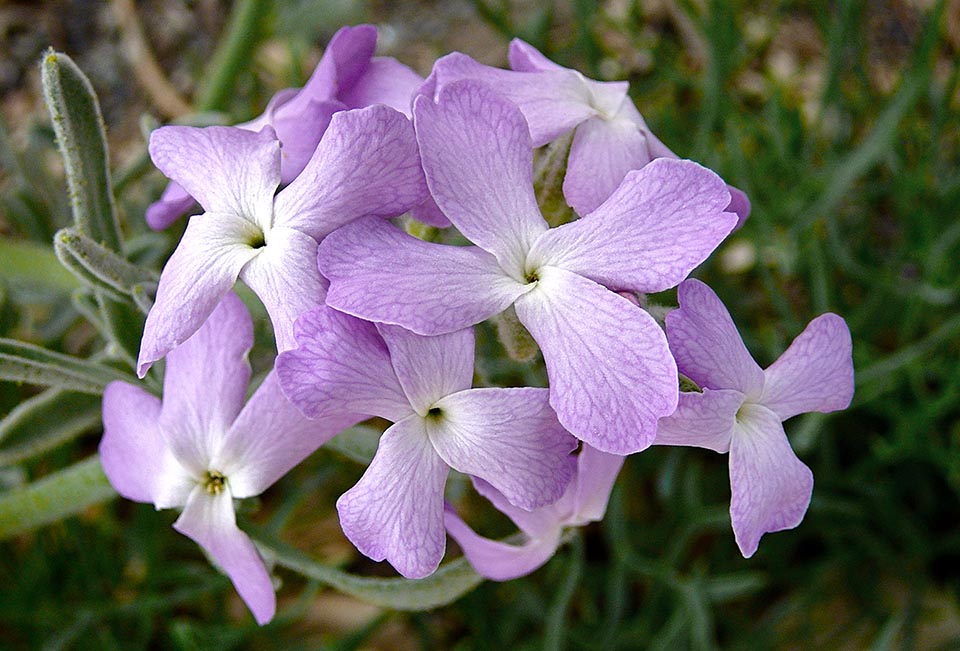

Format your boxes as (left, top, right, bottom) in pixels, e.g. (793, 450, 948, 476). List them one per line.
(655, 279, 854, 556)
(137, 104, 427, 376)
(423, 39, 750, 223)
(275, 306, 576, 579)
(146, 24, 425, 230)
(318, 80, 737, 454)
(445, 445, 624, 580)
(99, 293, 354, 625)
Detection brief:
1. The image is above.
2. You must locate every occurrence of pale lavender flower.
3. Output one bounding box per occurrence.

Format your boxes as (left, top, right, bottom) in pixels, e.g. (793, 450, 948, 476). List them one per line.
(146, 24, 424, 230)
(137, 104, 427, 376)
(655, 279, 854, 557)
(318, 80, 737, 454)
(99, 293, 354, 625)
(423, 39, 750, 222)
(275, 306, 576, 579)
(444, 445, 623, 580)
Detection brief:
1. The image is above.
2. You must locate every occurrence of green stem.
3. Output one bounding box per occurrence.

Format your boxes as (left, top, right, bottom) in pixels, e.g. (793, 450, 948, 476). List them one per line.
(0, 455, 116, 540)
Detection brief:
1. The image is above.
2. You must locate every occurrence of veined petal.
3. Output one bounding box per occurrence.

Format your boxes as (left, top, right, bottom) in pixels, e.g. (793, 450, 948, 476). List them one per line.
(137, 213, 261, 377)
(653, 389, 741, 453)
(337, 417, 449, 579)
(760, 314, 854, 420)
(157, 292, 252, 471)
(508, 38, 567, 72)
(319, 217, 528, 336)
(100, 381, 167, 503)
(219, 372, 358, 498)
(530, 159, 736, 293)
(570, 445, 625, 523)
(666, 279, 765, 395)
(148, 125, 279, 221)
(271, 98, 342, 185)
(239, 226, 325, 353)
(273, 105, 427, 240)
(729, 404, 813, 558)
(410, 195, 452, 229)
(276, 305, 411, 422)
(562, 111, 652, 217)
(515, 266, 678, 454)
(173, 488, 276, 625)
(145, 181, 196, 231)
(300, 24, 377, 101)
(444, 506, 561, 581)
(470, 475, 572, 540)
(377, 324, 475, 415)
(427, 53, 597, 145)
(340, 57, 423, 116)
(414, 80, 547, 279)
(429, 387, 576, 510)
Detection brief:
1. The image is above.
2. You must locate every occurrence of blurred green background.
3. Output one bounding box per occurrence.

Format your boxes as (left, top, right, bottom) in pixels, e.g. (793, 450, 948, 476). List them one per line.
(1, 0, 959, 649)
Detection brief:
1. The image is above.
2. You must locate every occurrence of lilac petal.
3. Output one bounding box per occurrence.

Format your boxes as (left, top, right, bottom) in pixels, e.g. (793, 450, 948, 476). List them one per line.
(219, 372, 358, 497)
(410, 195, 452, 229)
(507, 38, 567, 72)
(427, 53, 597, 146)
(562, 113, 652, 217)
(99, 381, 166, 503)
(337, 417, 449, 578)
(137, 213, 261, 377)
(470, 475, 572, 539)
(571, 445, 625, 523)
(530, 158, 737, 293)
(148, 125, 279, 219)
(726, 185, 752, 229)
(274, 105, 427, 240)
(158, 292, 253, 470)
(271, 98, 342, 184)
(377, 324, 475, 415)
(666, 279, 765, 396)
(414, 80, 546, 278)
(173, 488, 275, 625)
(145, 182, 196, 231)
(515, 266, 678, 453)
(238, 226, 325, 353)
(300, 24, 378, 101)
(275, 305, 411, 423)
(653, 389, 742, 453)
(760, 314, 854, 420)
(340, 57, 423, 116)
(319, 217, 528, 335)
(444, 506, 561, 581)
(728, 403, 813, 558)
(429, 387, 577, 509)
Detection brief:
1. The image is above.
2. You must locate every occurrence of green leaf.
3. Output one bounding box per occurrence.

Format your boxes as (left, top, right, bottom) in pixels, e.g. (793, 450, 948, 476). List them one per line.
(0, 338, 133, 394)
(0, 389, 101, 466)
(53, 227, 157, 303)
(253, 531, 484, 611)
(324, 425, 381, 465)
(0, 455, 116, 540)
(96, 293, 147, 369)
(0, 237, 81, 294)
(40, 50, 122, 252)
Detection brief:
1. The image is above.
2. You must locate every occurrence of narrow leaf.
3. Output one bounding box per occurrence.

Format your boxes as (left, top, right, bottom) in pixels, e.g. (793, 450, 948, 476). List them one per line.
(254, 531, 483, 611)
(0, 389, 101, 464)
(96, 293, 146, 368)
(53, 227, 157, 299)
(40, 50, 122, 251)
(0, 455, 116, 540)
(0, 338, 133, 394)
(0, 237, 80, 293)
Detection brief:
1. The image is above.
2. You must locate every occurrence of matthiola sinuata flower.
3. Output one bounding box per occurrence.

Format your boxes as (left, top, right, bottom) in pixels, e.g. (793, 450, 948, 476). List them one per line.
(275, 306, 576, 578)
(99, 293, 355, 625)
(654, 279, 854, 557)
(318, 80, 737, 454)
(423, 39, 750, 223)
(444, 444, 623, 580)
(146, 23, 424, 230)
(137, 104, 427, 376)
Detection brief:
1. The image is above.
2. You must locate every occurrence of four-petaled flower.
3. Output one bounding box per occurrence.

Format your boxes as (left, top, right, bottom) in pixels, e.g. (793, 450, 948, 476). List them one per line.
(654, 279, 854, 557)
(276, 306, 577, 578)
(319, 80, 737, 454)
(100, 293, 354, 624)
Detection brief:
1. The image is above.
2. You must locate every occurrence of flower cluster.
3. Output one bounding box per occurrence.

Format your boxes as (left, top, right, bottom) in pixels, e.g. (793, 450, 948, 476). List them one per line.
(99, 25, 854, 624)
